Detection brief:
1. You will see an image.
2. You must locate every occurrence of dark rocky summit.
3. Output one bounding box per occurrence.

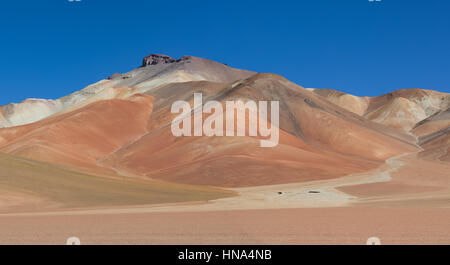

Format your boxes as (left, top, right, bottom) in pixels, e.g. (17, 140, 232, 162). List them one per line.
(142, 54, 176, 67)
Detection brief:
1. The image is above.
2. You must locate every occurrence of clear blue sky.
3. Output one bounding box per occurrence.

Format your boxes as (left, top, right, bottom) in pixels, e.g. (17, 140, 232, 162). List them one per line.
(1, 0, 449, 105)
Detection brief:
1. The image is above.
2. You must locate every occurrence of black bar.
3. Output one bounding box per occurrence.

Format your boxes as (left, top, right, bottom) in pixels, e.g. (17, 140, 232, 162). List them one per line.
(1, 245, 447, 264)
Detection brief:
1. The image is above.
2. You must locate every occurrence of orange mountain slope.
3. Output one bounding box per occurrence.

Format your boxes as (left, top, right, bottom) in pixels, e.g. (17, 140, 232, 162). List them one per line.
(101, 74, 418, 187)
(0, 94, 154, 171)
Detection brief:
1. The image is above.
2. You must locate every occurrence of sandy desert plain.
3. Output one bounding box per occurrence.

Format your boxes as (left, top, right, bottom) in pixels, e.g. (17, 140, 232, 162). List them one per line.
(0, 54, 448, 244)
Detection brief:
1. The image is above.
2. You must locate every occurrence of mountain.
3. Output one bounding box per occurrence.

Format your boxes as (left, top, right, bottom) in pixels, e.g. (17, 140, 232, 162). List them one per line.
(413, 108, 450, 137)
(101, 73, 418, 187)
(0, 55, 254, 128)
(309, 89, 370, 116)
(312, 88, 449, 132)
(414, 108, 450, 162)
(0, 55, 418, 188)
(0, 53, 448, 209)
(0, 94, 154, 172)
(313, 87, 450, 165)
